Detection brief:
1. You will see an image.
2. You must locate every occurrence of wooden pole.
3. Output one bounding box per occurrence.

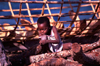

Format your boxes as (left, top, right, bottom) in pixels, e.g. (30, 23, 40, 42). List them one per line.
(14, 2, 22, 31)
(0, 1, 100, 4)
(68, 0, 73, 10)
(89, 0, 98, 19)
(8, 2, 22, 29)
(8, 2, 14, 16)
(68, 2, 81, 29)
(80, 3, 100, 36)
(57, 0, 63, 22)
(0, 4, 96, 12)
(25, 0, 34, 23)
(41, 0, 46, 16)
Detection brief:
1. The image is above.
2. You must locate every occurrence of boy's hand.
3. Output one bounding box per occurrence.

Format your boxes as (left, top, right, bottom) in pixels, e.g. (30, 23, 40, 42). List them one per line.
(35, 44, 42, 54)
(39, 40, 47, 45)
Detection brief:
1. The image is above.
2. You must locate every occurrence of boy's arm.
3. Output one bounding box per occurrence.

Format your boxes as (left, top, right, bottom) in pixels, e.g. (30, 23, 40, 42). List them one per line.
(39, 26, 60, 45)
(45, 26, 60, 44)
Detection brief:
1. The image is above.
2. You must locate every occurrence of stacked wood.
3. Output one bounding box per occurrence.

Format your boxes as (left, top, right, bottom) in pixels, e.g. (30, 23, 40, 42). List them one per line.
(72, 42, 100, 65)
(30, 50, 72, 63)
(0, 0, 100, 66)
(29, 39, 100, 66)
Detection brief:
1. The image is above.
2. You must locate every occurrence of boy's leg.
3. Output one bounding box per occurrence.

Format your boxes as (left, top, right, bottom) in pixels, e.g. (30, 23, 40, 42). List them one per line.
(62, 43, 72, 50)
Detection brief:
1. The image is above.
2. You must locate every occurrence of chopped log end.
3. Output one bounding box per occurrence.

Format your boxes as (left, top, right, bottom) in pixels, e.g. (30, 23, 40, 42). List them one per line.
(72, 43, 82, 53)
(72, 43, 100, 65)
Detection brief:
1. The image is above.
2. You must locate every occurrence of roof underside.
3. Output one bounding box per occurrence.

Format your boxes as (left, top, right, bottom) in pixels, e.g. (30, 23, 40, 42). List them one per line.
(0, 0, 100, 41)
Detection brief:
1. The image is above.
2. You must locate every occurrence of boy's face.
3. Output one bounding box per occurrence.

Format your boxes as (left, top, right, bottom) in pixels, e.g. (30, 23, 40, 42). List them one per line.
(37, 22, 49, 35)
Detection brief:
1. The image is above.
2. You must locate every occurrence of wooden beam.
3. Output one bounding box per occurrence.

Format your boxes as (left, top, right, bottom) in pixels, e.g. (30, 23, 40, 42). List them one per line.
(57, 0, 63, 22)
(68, 2, 81, 29)
(45, 0, 54, 22)
(41, 0, 46, 16)
(80, 3, 100, 35)
(25, 0, 34, 23)
(0, 1, 100, 4)
(14, 2, 22, 31)
(0, 11, 99, 19)
(89, 0, 98, 19)
(0, 4, 96, 12)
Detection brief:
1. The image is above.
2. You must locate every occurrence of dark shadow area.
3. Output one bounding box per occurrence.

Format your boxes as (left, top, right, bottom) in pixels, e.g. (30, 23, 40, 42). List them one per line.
(2, 39, 40, 66)
(1, 36, 100, 66)
(63, 35, 99, 44)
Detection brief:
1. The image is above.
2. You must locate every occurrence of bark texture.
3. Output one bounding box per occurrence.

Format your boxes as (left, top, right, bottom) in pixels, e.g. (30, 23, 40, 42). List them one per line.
(29, 58, 82, 66)
(72, 43, 100, 65)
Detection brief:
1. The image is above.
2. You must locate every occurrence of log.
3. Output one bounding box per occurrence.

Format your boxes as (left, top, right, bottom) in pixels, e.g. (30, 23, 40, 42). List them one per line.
(29, 41, 100, 63)
(30, 50, 72, 63)
(91, 47, 100, 53)
(72, 43, 100, 65)
(29, 58, 82, 66)
(81, 39, 100, 52)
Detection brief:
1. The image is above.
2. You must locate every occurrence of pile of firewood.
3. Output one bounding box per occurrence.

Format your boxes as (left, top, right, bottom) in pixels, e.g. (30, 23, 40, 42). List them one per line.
(1, 18, 100, 66)
(29, 39, 100, 66)
(1, 34, 100, 66)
